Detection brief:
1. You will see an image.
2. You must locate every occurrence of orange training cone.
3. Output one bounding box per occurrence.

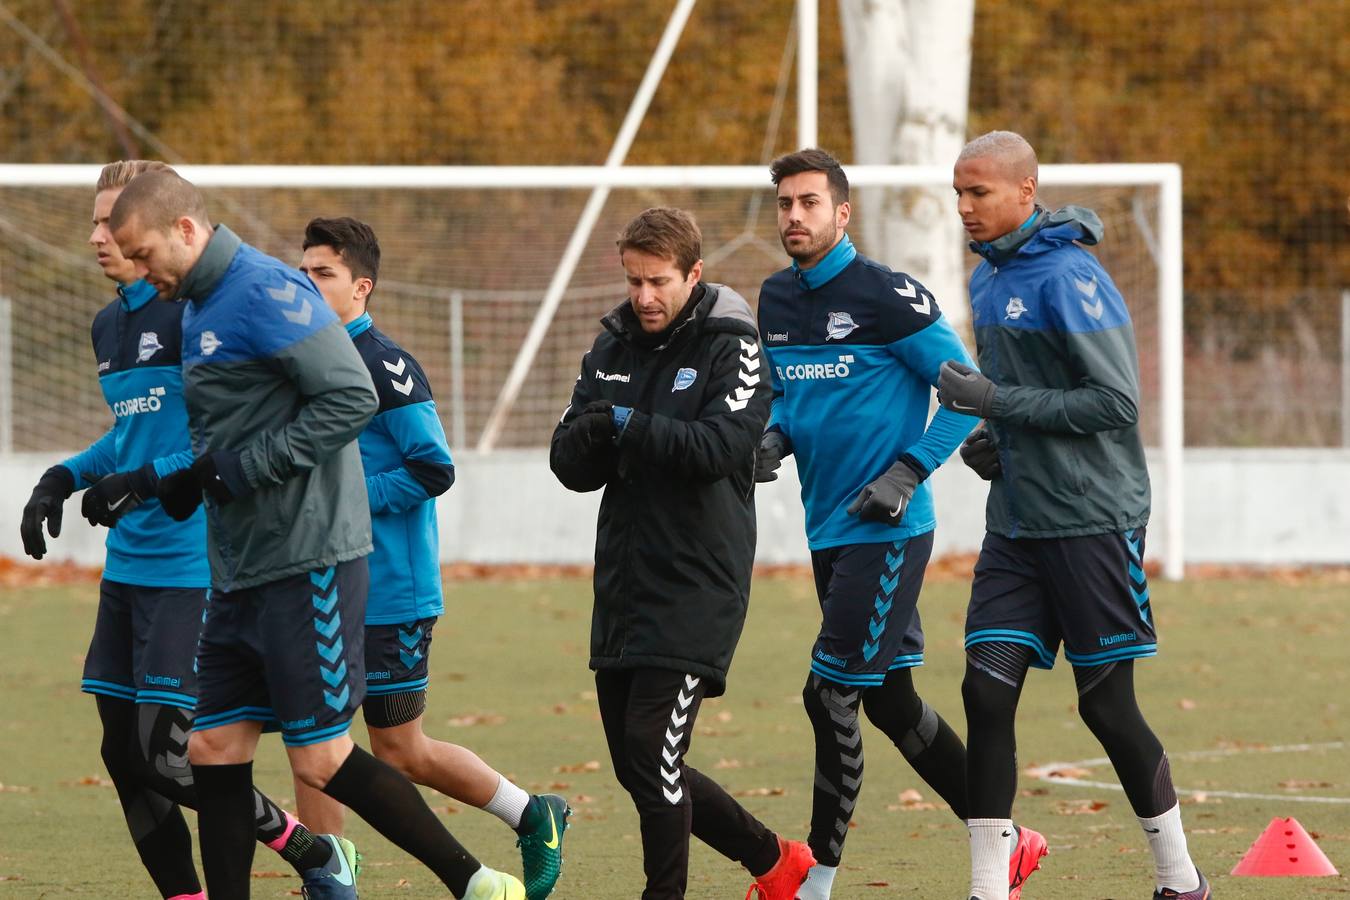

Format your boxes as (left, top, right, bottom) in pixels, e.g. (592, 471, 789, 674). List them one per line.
(1231, 817, 1339, 877)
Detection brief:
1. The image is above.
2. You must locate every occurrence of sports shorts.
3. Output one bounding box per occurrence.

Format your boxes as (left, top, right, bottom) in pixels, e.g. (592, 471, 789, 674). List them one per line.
(81, 579, 206, 710)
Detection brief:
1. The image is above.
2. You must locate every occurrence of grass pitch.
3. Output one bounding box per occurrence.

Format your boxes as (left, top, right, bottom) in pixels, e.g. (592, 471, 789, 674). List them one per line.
(0, 571, 1346, 898)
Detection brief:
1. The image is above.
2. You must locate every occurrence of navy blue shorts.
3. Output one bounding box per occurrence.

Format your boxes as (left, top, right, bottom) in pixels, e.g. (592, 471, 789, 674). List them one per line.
(363, 617, 436, 699)
(81, 580, 206, 710)
(193, 558, 369, 747)
(965, 527, 1157, 669)
(808, 532, 934, 687)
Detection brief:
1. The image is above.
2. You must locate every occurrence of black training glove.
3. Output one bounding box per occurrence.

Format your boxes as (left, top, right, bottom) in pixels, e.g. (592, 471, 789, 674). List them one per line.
(846, 458, 924, 526)
(156, 452, 243, 521)
(81, 464, 157, 527)
(938, 360, 998, 418)
(959, 426, 1001, 481)
(755, 431, 791, 482)
(21, 465, 75, 559)
(561, 400, 619, 457)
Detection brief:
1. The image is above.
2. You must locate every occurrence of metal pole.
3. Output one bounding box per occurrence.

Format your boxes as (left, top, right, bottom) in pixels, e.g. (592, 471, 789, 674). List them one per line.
(1342, 290, 1350, 447)
(0, 296, 12, 454)
(449, 290, 466, 451)
(797, 0, 818, 149)
(1158, 166, 1185, 581)
(476, 0, 699, 451)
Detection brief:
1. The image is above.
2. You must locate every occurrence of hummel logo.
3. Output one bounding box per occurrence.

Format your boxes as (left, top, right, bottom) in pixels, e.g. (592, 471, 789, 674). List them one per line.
(1076, 275, 1104, 320)
(200, 331, 221, 356)
(895, 281, 930, 315)
(267, 282, 314, 327)
(383, 358, 414, 395)
(383, 357, 407, 376)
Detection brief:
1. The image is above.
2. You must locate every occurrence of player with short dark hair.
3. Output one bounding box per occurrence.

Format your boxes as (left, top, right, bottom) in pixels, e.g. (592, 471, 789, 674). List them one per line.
(945, 130, 1207, 900)
(757, 148, 1046, 900)
(110, 170, 525, 899)
(551, 206, 815, 900)
(295, 216, 569, 899)
(18, 160, 351, 899)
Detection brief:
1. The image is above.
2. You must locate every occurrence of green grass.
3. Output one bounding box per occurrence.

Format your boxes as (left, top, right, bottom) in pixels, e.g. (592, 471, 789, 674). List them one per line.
(0, 574, 1347, 898)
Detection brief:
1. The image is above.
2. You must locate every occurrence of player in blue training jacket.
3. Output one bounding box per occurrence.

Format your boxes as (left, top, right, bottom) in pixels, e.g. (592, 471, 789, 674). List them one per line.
(17, 161, 350, 900)
(754, 149, 1045, 900)
(294, 217, 568, 900)
(944, 131, 1207, 900)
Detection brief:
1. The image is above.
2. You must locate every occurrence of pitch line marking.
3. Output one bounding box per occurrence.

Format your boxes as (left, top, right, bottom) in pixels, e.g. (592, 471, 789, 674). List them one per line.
(1027, 741, 1350, 805)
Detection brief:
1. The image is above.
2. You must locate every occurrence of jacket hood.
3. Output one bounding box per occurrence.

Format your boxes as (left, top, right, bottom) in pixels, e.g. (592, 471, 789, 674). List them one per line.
(601, 282, 757, 349)
(973, 205, 1103, 265)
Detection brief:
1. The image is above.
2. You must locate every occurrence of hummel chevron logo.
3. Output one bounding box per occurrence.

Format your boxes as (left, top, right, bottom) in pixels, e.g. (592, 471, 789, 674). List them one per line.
(670, 709, 688, 728)
(665, 728, 683, 746)
(662, 747, 679, 766)
(895, 281, 931, 315)
(661, 767, 681, 785)
(384, 359, 414, 394)
(1076, 275, 1104, 320)
(267, 282, 313, 326)
(677, 690, 694, 709)
(685, 674, 700, 690)
(663, 786, 684, 804)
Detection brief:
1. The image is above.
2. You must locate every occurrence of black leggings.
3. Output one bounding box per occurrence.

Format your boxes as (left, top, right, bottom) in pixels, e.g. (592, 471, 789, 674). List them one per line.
(595, 668, 779, 899)
(962, 652, 1177, 818)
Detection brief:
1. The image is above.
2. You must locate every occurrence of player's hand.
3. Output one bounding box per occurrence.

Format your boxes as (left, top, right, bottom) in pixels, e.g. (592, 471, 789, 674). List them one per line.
(156, 463, 205, 521)
(155, 453, 242, 520)
(938, 360, 998, 418)
(20, 465, 75, 559)
(81, 464, 157, 527)
(755, 430, 791, 482)
(847, 459, 923, 526)
(562, 400, 619, 456)
(959, 426, 1001, 480)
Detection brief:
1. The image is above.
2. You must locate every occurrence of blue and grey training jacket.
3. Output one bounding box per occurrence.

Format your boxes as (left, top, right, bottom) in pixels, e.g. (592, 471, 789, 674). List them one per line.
(757, 234, 977, 549)
(345, 313, 454, 625)
(61, 279, 208, 588)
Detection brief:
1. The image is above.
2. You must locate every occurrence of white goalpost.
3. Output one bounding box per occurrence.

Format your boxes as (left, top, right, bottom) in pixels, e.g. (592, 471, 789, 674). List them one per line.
(0, 161, 1183, 579)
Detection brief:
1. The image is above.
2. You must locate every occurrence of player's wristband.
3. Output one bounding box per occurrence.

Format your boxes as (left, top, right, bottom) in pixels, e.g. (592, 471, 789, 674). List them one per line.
(612, 405, 633, 436)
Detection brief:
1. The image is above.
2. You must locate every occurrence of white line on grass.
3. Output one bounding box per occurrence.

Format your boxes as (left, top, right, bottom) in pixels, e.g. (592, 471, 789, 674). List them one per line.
(1027, 741, 1350, 804)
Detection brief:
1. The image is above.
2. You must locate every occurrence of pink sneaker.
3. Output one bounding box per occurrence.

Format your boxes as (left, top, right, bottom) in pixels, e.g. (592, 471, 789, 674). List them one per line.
(1009, 825, 1048, 899)
(745, 837, 816, 900)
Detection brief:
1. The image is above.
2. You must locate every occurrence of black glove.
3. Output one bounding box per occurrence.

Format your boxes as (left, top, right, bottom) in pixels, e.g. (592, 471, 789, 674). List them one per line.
(560, 400, 619, 457)
(156, 453, 242, 521)
(846, 458, 924, 526)
(755, 431, 791, 482)
(959, 426, 1001, 481)
(20, 465, 75, 559)
(938, 360, 998, 418)
(81, 464, 157, 527)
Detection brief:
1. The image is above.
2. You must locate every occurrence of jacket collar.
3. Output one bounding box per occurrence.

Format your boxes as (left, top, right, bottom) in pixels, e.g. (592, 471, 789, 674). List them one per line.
(792, 232, 856, 290)
(117, 278, 158, 312)
(176, 224, 243, 302)
(971, 205, 1104, 266)
(345, 311, 374, 339)
(603, 283, 707, 351)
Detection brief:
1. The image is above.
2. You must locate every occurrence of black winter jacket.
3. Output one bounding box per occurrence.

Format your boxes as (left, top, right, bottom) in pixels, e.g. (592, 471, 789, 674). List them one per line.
(550, 284, 771, 696)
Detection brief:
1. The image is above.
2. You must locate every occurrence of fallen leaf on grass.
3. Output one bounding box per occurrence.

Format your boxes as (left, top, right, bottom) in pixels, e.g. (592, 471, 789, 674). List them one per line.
(1178, 698, 1197, 710)
(1054, 799, 1109, 815)
(1044, 766, 1094, 779)
(64, 776, 113, 787)
(251, 870, 288, 878)
(446, 713, 506, 727)
(1278, 779, 1336, 789)
(733, 787, 785, 797)
(555, 760, 601, 773)
(714, 758, 742, 769)
(0, 783, 34, 793)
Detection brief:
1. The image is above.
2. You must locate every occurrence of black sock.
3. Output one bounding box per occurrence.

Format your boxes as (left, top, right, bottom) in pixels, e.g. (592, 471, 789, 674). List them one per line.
(323, 745, 480, 896)
(194, 762, 258, 900)
(252, 789, 333, 873)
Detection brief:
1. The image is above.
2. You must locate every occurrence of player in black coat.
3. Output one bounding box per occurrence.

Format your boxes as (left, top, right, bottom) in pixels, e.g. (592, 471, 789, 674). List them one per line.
(551, 208, 814, 900)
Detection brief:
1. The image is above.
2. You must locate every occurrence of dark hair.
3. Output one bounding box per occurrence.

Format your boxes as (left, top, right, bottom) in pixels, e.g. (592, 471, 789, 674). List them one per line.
(616, 207, 702, 277)
(302, 217, 381, 296)
(108, 169, 211, 233)
(769, 147, 849, 205)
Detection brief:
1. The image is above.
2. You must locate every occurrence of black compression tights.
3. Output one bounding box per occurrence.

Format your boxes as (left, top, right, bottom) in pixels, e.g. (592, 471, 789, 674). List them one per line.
(962, 650, 1177, 819)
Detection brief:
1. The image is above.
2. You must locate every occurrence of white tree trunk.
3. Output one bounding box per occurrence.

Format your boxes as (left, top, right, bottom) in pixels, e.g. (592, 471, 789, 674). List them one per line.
(838, 0, 975, 330)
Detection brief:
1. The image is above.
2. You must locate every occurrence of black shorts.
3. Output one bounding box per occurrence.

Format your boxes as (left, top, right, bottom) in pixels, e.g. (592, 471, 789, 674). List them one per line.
(81, 580, 206, 710)
(193, 558, 369, 747)
(808, 532, 934, 687)
(363, 617, 436, 699)
(964, 528, 1157, 669)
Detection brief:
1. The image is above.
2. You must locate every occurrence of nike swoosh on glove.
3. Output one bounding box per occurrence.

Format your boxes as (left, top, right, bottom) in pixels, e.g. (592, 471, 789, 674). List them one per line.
(938, 360, 998, 418)
(81, 463, 158, 527)
(846, 458, 924, 526)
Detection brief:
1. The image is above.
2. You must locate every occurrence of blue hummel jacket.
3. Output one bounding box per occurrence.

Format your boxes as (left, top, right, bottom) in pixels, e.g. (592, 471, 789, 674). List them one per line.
(346, 313, 454, 625)
(61, 279, 208, 588)
(757, 234, 977, 549)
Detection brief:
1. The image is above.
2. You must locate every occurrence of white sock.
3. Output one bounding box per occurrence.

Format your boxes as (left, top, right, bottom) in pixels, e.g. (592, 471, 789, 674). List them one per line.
(796, 863, 837, 900)
(968, 818, 1013, 900)
(481, 774, 530, 829)
(1139, 803, 1198, 891)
